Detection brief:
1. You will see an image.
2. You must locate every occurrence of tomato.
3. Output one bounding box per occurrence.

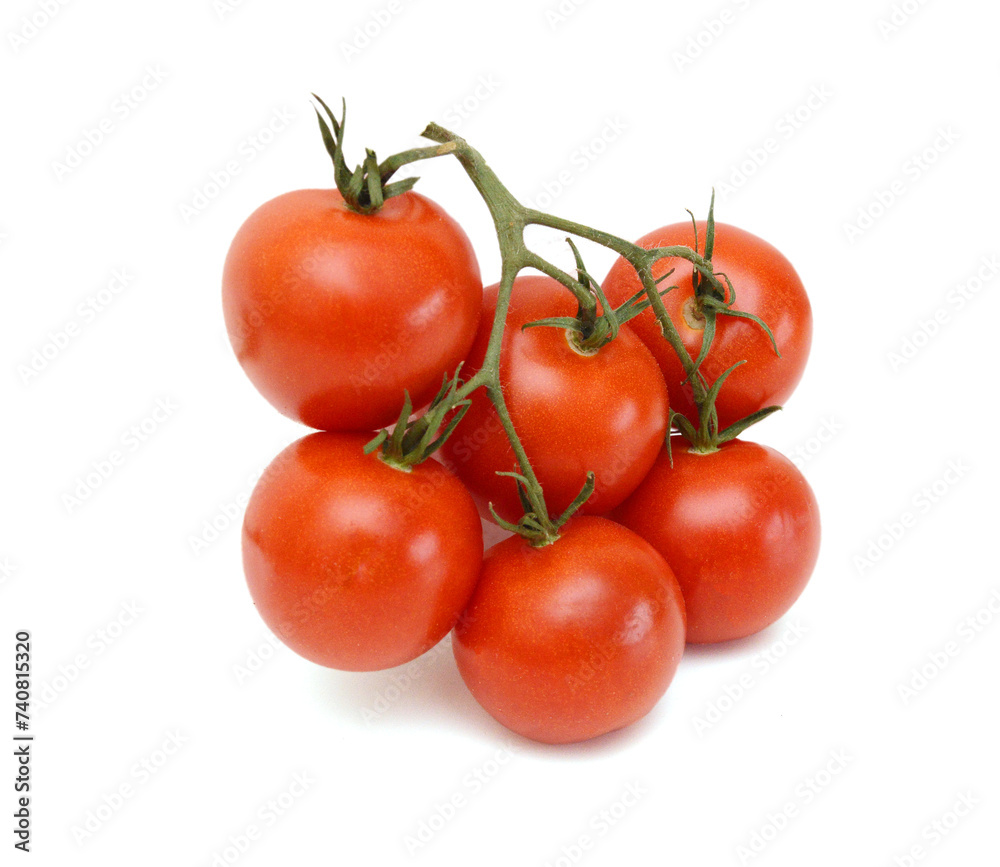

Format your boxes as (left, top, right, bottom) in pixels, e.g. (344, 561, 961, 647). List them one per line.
(242, 431, 484, 671)
(223, 189, 482, 431)
(453, 517, 686, 744)
(602, 222, 811, 430)
(439, 275, 669, 523)
(613, 437, 820, 644)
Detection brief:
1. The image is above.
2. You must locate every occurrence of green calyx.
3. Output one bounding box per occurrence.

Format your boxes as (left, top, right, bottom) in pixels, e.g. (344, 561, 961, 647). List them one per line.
(522, 238, 673, 353)
(681, 190, 781, 383)
(671, 377, 782, 456)
(365, 369, 471, 470)
(312, 95, 456, 214)
(488, 471, 596, 548)
(659, 190, 785, 455)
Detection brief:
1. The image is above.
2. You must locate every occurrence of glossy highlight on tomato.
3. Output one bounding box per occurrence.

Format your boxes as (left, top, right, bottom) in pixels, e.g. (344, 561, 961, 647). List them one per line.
(440, 275, 669, 523)
(603, 222, 812, 430)
(223, 189, 483, 431)
(242, 431, 484, 671)
(453, 517, 686, 744)
(614, 437, 820, 644)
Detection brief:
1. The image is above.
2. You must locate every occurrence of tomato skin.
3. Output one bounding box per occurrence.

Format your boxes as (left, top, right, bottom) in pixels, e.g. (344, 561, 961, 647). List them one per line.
(223, 189, 482, 431)
(453, 517, 686, 744)
(613, 437, 820, 644)
(242, 432, 484, 671)
(439, 275, 669, 523)
(602, 222, 811, 430)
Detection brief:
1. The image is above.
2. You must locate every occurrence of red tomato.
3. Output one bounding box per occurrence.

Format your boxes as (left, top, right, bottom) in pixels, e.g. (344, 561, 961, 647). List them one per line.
(614, 437, 820, 644)
(223, 189, 482, 431)
(439, 275, 669, 523)
(453, 517, 686, 744)
(242, 432, 484, 671)
(603, 222, 811, 430)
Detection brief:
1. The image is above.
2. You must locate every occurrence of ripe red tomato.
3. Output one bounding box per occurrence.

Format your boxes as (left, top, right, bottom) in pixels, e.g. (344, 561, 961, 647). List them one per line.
(614, 437, 820, 644)
(603, 222, 811, 430)
(242, 431, 484, 671)
(223, 189, 482, 431)
(453, 517, 686, 744)
(439, 275, 669, 523)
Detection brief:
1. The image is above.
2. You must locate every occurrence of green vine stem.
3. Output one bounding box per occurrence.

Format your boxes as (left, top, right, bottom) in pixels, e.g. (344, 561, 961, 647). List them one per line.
(349, 112, 774, 539)
(415, 123, 724, 424)
(367, 122, 728, 540)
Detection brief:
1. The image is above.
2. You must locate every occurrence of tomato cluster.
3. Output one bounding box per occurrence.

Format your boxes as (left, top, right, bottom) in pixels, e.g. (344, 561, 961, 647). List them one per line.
(222, 105, 820, 745)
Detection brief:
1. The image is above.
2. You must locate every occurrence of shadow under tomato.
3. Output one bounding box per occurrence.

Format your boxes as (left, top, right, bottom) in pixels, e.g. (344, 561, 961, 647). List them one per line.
(307, 634, 482, 731)
(680, 616, 802, 664)
(307, 631, 680, 754)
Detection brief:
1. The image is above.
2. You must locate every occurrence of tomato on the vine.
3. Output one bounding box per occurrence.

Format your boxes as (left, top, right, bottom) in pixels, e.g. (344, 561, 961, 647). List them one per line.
(603, 222, 811, 430)
(225, 97, 825, 745)
(440, 275, 669, 523)
(453, 516, 686, 744)
(242, 431, 484, 671)
(223, 189, 483, 432)
(613, 437, 820, 644)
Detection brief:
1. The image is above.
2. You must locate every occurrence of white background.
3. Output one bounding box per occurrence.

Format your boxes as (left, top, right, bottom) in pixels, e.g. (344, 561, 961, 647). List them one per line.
(2, 0, 999, 864)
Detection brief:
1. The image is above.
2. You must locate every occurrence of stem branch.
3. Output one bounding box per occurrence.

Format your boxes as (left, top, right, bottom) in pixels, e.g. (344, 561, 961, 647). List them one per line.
(379, 121, 730, 540)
